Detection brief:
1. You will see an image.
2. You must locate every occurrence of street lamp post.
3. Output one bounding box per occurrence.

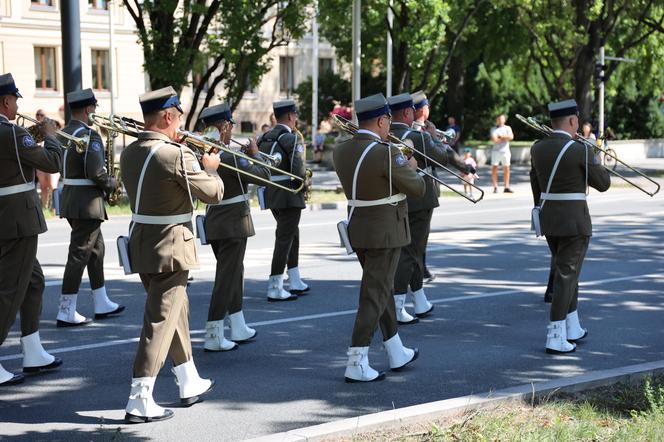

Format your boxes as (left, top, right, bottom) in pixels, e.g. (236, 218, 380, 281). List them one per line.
(351, 0, 361, 108)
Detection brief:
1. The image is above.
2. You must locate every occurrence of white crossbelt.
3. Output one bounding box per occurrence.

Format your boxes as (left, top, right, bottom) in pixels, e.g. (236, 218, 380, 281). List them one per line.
(63, 178, 96, 186)
(0, 182, 35, 197)
(211, 193, 250, 206)
(540, 192, 586, 201)
(131, 213, 192, 225)
(347, 193, 406, 207)
(270, 175, 292, 182)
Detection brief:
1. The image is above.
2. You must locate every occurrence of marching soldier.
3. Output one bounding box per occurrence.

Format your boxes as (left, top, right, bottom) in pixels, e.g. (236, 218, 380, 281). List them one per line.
(388, 93, 472, 323)
(257, 100, 309, 301)
(530, 99, 610, 354)
(55, 89, 125, 326)
(198, 104, 269, 352)
(120, 87, 223, 423)
(0, 73, 63, 386)
(334, 93, 425, 382)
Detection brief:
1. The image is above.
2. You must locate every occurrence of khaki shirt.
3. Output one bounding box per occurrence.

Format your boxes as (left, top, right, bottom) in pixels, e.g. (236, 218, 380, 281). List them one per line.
(204, 150, 270, 240)
(59, 120, 115, 220)
(530, 132, 611, 236)
(257, 124, 306, 209)
(333, 131, 426, 249)
(0, 114, 62, 240)
(120, 131, 223, 273)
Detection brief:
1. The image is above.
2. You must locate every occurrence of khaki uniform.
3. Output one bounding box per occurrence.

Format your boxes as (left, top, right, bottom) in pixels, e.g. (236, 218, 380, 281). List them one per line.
(390, 122, 466, 294)
(333, 131, 425, 346)
(59, 120, 115, 294)
(530, 132, 610, 321)
(204, 151, 269, 321)
(257, 124, 307, 276)
(0, 115, 62, 343)
(120, 131, 223, 377)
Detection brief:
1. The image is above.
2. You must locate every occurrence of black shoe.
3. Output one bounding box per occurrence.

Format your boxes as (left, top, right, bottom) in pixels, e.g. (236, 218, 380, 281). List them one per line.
(267, 294, 298, 302)
(125, 409, 174, 424)
(391, 348, 420, 371)
(504, 188, 514, 193)
(23, 357, 63, 374)
(0, 373, 25, 386)
(94, 305, 126, 319)
(180, 380, 216, 407)
(345, 372, 386, 383)
(56, 317, 93, 328)
(415, 304, 434, 318)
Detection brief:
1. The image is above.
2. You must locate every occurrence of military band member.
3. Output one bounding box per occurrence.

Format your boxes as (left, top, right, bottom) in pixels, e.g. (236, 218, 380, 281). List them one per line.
(121, 87, 223, 423)
(388, 93, 472, 324)
(257, 100, 309, 301)
(0, 73, 63, 386)
(55, 89, 124, 327)
(334, 93, 425, 382)
(199, 104, 269, 351)
(530, 99, 610, 354)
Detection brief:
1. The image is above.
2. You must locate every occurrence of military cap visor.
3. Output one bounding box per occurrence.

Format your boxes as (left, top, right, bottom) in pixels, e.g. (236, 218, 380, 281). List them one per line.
(355, 93, 391, 121)
(548, 99, 578, 118)
(387, 93, 414, 112)
(139, 87, 183, 114)
(200, 104, 235, 125)
(411, 90, 429, 110)
(0, 73, 22, 98)
(273, 100, 298, 118)
(67, 88, 97, 109)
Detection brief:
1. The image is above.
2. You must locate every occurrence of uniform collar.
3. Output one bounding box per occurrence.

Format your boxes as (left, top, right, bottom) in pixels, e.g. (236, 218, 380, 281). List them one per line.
(71, 119, 91, 129)
(552, 129, 573, 138)
(0, 114, 9, 122)
(356, 128, 382, 140)
(276, 123, 292, 133)
(138, 130, 172, 142)
(391, 121, 411, 129)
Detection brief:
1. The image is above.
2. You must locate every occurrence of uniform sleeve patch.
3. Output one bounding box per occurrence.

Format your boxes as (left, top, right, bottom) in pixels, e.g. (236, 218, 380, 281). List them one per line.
(296, 143, 305, 153)
(91, 141, 102, 152)
(238, 157, 249, 168)
(395, 153, 408, 167)
(22, 135, 35, 147)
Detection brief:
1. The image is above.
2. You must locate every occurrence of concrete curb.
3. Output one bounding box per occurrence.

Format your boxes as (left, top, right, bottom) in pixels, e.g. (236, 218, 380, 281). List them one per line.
(245, 359, 664, 442)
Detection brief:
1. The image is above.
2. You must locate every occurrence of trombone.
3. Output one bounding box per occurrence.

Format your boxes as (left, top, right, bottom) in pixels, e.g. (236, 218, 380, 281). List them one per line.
(228, 137, 283, 166)
(89, 113, 309, 195)
(515, 114, 660, 197)
(17, 113, 88, 154)
(332, 114, 484, 203)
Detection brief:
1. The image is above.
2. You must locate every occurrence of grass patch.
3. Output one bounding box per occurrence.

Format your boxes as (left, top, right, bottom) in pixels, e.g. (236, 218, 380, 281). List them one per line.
(344, 375, 664, 441)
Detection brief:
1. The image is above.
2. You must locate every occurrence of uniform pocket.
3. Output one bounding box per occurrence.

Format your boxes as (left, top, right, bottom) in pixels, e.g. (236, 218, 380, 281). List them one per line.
(183, 227, 197, 266)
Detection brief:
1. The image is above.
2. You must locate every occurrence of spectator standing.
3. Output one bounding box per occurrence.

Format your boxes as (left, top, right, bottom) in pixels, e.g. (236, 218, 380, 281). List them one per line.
(446, 116, 462, 152)
(490, 114, 514, 193)
(462, 148, 478, 197)
(312, 123, 326, 164)
(582, 121, 596, 142)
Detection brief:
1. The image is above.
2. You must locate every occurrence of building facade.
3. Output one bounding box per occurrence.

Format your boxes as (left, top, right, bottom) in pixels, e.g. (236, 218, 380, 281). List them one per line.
(0, 0, 338, 133)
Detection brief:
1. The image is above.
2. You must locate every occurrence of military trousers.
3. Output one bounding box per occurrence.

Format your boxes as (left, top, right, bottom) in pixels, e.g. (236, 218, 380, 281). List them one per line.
(62, 218, 105, 294)
(133, 271, 193, 378)
(546, 235, 590, 321)
(208, 238, 247, 321)
(0, 235, 45, 344)
(269, 208, 301, 276)
(351, 247, 400, 347)
(394, 209, 433, 294)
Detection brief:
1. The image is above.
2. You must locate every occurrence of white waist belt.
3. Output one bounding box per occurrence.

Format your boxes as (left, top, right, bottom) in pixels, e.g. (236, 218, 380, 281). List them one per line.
(347, 193, 406, 208)
(270, 175, 293, 182)
(211, 193, 250, 206)
(417, 166, 433, 177)
(63, 178, 96, 186)
(131, 213, 192, 225)
(540, 192, 587, 201)
(0, 182, 34, 197)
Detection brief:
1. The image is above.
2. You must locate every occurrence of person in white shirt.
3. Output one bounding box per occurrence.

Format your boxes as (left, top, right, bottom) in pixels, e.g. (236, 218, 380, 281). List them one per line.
(490, 114, 514, 193)
(582, 121, 597, 141)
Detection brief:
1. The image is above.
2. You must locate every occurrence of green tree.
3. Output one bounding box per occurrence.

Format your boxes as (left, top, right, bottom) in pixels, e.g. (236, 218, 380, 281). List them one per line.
(293, 70, 351, 126)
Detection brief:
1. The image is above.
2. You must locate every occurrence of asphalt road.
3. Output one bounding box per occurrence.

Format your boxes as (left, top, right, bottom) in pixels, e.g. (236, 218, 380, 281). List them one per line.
(1, 172, 663, 441)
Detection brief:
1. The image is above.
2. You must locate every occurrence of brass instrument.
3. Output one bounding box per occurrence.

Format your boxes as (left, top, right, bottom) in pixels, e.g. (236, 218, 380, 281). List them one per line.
(103, 126, 123, 206)
(228, 137, 283, 166)
(89, 113, 310, 194)
(16, 113, 88, 154)
(293, 126, 313, 202)
(425, 120, 457, 144)
(332, 114, 485, 204)
(515, 114, 660, 197)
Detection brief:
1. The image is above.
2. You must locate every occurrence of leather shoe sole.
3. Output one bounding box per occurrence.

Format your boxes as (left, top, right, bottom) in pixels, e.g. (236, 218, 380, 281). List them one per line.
(267, 294, 297, 302)
(289, 287, 310, 295)
(546, 346, 576, 355)
(23, 357, 63, 374)
(125, 409, 174, 424)
(180, 380, 216, 407)
(345, 371, 386, 383)
(415, 305, 434, 318)
(390, 348, 420, 371)
(57, 318, 93, 328)
(94, 305, 126, 319)
(397, 317, 419, 325)
(0, 373, 25, 386)
(233, 331, 257, 343)
(203, 344, 238, 353)
(568, 330, 588, 343)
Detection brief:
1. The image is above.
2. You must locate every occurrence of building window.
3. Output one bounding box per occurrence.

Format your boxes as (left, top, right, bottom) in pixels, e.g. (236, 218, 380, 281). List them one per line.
(88, 0, 108, 9)
(279, 56, 294, 94)
(31, 0, 54, 6)
(319, 58, 333, 73)
(34, 47, 57, 90)
(91, 50, 110, 91)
